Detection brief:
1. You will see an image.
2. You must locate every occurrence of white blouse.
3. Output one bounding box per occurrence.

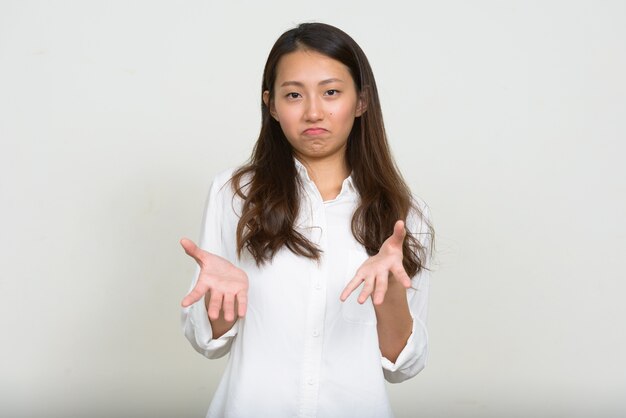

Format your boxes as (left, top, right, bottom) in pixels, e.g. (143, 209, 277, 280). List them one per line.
(182, 160, 432, 418)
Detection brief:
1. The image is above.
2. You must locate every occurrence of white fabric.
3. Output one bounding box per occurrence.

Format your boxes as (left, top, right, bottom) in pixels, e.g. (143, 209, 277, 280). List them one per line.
(181, 160, 431, 418)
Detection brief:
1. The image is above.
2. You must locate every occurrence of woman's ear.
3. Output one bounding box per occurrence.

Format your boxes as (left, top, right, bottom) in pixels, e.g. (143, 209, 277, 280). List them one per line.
(263, 90, 279, 121)
(355, 91, 368, 117)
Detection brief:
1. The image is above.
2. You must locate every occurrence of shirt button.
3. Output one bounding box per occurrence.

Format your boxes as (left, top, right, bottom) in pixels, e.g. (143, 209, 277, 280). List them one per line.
(314, 283, 322, 290)
(307, 378, 315, 385)
(312, 329, 319, 337)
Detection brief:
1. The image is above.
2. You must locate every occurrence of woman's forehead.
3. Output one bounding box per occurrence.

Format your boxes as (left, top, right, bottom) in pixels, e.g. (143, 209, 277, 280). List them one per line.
(274, 50, 354, 86)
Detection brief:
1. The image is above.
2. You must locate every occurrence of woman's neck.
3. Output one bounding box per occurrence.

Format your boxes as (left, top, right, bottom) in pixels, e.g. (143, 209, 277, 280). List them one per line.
(296, 154, 350, 201)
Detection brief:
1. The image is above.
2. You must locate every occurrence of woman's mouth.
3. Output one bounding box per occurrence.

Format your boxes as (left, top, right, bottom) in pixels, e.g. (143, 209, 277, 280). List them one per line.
(303, 128, 328, 135)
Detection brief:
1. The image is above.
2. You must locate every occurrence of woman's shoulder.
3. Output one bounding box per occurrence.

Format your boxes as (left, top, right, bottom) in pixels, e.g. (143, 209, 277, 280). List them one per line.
(407, 194, 433, 245)
(409, 194, 431, 223)
(411, 194, 429, 214)
(209, 165, 253, 200)
(211, 166, 238, 190)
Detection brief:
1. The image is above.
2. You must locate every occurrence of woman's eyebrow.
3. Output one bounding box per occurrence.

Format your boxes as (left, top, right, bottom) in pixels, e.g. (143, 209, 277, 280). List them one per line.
(279, 78, 345, 87)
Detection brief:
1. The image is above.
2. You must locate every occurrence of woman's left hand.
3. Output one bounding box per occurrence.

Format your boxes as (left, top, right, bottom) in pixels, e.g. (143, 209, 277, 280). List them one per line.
(340, 220, 412, 305)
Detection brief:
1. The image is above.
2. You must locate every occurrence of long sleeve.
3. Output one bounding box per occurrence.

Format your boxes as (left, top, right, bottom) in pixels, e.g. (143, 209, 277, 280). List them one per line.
(381, 201, 433, 383)
(181, 171, 239, 359)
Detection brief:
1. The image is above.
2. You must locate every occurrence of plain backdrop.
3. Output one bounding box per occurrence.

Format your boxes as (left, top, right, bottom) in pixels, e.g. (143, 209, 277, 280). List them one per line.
(1, 1, 624, 417)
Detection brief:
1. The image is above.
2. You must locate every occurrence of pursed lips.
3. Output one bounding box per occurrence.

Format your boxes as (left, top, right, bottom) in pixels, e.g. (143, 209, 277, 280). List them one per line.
(302, 127, 328, 135)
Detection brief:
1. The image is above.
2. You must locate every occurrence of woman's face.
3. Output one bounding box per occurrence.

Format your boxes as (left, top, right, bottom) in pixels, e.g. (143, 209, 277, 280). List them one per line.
(264, 49, 365, 167)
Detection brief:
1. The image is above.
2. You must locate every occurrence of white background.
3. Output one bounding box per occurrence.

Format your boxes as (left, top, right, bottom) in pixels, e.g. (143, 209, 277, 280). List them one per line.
(1, 1, 624, 417)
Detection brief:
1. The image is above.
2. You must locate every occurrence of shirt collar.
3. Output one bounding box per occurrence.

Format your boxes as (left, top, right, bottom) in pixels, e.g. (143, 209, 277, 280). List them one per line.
(294, 158, 314, 183)
(293, 157, 356, 195)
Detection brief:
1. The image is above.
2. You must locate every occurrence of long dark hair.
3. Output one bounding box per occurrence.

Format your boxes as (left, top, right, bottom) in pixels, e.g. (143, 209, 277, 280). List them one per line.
(231, 22, 434, 276)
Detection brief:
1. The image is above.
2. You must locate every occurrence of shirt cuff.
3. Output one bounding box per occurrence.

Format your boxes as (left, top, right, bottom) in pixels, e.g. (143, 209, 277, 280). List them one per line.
(186, 298, 238, 355)
(380, 314, 428, 375)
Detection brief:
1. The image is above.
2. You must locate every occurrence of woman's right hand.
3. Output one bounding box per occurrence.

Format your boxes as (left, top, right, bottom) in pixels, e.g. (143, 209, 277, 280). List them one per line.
(180, 238, 248, 322)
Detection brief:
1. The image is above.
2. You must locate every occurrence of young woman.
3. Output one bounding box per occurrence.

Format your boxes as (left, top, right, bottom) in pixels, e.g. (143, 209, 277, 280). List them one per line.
(181, 22, 434, 418)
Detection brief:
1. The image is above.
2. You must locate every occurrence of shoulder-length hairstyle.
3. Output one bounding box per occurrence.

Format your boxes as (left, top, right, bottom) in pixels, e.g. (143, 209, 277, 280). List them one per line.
(231, 22, 434, 277)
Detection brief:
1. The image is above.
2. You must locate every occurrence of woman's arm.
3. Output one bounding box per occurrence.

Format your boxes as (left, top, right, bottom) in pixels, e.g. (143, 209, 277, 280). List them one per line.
(181, 238, 248, 338)
(373, 279, 412, 363)
(340, 221, 413, 362)
(180, 170, 246, 358)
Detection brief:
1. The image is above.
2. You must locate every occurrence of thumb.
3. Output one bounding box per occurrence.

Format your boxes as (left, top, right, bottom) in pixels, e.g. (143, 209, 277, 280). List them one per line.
(391, 220, 406, 245)
(180, 238, 202, 264)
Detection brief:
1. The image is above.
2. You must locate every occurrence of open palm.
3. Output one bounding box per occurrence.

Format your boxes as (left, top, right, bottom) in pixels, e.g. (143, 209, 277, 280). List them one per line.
(340, 220, 411, 305)
(180, 238, 248, 322)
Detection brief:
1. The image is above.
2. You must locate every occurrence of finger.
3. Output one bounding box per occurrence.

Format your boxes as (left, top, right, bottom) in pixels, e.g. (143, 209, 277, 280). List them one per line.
(391, 264, 412, 288)
(207, 291, 223, 321)
(357, 277, 376, 304)
(180, 238, 203, 264)
(390, 220, 406, 246)
(222, 293, 236, 322)
(181, 279, 209, 307)
(236, 292, 248, 317)
(372, 272, 389, 305)
(340, 273, 365, 301)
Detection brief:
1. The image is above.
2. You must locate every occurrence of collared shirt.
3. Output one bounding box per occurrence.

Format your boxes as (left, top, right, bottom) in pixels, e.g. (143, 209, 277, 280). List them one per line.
(182, 160, 431, 418)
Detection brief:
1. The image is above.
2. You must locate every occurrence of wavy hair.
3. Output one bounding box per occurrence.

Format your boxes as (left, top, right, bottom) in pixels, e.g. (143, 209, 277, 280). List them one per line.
(231, 22, 434, 276)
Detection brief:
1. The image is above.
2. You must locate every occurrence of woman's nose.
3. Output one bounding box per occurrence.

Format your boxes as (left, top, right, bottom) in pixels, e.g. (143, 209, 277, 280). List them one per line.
(304, 97, 323, 121)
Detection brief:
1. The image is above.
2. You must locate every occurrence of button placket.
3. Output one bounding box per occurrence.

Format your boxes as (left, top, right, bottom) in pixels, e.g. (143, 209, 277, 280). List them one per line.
(297, 187, 328, 418)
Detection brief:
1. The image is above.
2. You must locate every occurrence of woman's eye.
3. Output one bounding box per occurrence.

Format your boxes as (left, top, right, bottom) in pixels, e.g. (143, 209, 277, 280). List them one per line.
(325, 89, 339, 96)
(286, 92, 301, 99)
